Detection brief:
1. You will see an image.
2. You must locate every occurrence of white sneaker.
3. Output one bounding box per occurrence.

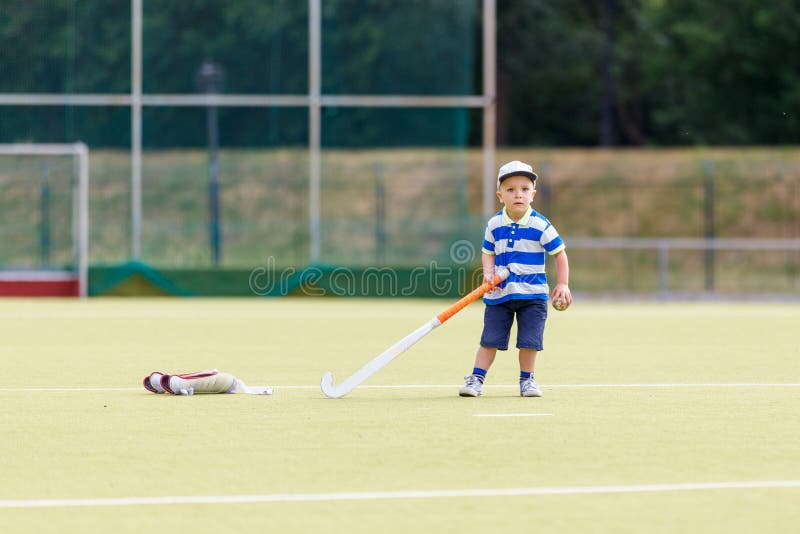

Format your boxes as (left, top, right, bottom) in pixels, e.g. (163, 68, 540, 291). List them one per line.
(520, 376, 542, 397)
(459, 374, 484, 397)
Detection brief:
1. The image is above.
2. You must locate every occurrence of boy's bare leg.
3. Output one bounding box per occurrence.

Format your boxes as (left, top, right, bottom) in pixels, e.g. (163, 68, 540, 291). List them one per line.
(518, 348, 538, 373)
(475, 346, 498, 370)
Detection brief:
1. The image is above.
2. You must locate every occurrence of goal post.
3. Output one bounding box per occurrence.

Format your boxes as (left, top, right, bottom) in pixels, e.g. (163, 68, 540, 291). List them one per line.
(0, 143, 89, 298)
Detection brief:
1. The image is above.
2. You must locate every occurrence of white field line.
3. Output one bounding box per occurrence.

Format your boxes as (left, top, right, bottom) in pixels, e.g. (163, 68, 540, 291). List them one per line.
(1, 481, 799, 509)
(474, 413, 554, 417)
(0, 310, 430, 320)
(0, 387, 140, 392)
(1, 383, 799, 392)
(287, 383, 800, 389)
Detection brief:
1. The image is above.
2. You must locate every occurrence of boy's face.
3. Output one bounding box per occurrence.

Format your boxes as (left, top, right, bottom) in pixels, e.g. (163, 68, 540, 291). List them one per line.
(496, 175, 536, 219)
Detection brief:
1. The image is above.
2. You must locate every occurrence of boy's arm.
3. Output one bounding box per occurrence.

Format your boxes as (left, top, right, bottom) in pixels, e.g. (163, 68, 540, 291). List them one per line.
(482, 252, 500, 294)
(482, 251, 496, 280)
(551, 250, 572, 304)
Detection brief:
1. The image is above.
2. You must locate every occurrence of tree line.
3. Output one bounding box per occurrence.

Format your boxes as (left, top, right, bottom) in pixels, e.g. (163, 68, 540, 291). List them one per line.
(497, 0, 800, 146)
(1, 0, 798, 147)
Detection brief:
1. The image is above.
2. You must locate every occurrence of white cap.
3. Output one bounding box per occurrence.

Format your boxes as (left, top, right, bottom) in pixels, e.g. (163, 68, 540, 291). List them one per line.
(497, 160, 538, 190)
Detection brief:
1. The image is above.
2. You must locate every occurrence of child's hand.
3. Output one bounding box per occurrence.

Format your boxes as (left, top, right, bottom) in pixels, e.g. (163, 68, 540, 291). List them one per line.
(484, 272, 501, 295)
(551, 283, 572, 305)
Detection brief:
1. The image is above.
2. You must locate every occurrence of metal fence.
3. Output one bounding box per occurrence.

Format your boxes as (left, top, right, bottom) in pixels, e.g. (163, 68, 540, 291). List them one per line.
(0, 0, 498, 264)
(567, 237, 800, 298)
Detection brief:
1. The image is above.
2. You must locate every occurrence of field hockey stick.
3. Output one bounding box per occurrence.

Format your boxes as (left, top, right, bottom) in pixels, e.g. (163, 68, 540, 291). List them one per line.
(320, 267, 510, 398)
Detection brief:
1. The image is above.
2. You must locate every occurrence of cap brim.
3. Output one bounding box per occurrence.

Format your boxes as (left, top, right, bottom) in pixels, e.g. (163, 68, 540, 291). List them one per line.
(498, 170, 537, 183)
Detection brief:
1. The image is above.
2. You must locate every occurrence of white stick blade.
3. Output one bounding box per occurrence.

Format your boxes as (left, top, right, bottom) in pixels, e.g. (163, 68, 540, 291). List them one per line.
(319, 319, 438, 399)
(320, 372, 344, 398)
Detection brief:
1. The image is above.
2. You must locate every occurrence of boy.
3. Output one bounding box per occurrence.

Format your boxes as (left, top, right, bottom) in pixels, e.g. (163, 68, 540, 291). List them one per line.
(460, 160, 571, 398)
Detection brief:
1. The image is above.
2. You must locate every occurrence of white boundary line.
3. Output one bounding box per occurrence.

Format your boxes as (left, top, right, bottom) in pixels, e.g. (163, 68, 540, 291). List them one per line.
(301, 383, 800, 389)
(1, 481, 798, 509)
(474, 413, 554, 417)
(1, 383, 799, 392)
(0, 387, 140, 392)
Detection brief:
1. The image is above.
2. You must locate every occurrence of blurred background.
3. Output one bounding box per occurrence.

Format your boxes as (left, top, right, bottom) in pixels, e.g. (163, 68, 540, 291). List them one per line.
(0, 0, 798, 298)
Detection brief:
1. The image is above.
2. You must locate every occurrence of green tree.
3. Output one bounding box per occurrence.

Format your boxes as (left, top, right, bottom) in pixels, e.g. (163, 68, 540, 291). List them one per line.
(640, 0, 800, 144)
(3, 1, 799, 146)
(495, 0, 605, 145)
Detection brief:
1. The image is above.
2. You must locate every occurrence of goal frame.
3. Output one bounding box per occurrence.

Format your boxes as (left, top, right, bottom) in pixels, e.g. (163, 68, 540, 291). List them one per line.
(0, 143, 89, 298)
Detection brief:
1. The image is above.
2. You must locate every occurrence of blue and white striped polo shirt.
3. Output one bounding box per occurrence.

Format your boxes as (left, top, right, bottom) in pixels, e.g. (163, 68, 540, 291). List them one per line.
(481, 206, 565, 304)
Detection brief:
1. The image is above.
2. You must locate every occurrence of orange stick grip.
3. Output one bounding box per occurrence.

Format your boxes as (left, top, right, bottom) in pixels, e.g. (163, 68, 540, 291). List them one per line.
(435, 273, 506, 324)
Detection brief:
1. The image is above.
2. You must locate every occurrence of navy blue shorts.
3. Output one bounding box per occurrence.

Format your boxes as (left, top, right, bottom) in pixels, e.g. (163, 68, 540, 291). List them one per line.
(480, 299, 548, 351)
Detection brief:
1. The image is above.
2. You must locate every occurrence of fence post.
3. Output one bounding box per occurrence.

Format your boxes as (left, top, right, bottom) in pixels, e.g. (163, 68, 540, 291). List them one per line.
(538, 161, 550, 215)
(375, 163, 386, 264)
(40, 162, 51, 266)
(794, 175, 800, 289)
(197, 59, 224, 266)
(658, 240, 669, 300)
(703, 161, 715, 291)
